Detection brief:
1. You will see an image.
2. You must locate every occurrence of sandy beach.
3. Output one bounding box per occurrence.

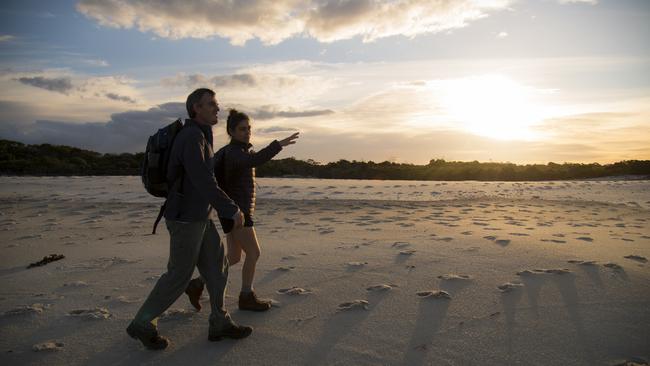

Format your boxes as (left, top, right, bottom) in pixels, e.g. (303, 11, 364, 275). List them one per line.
(0, 176, 649, 366)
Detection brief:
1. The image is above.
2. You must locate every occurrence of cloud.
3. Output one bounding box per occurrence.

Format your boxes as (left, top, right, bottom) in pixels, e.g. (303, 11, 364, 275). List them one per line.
(105, 92, 136, 103)
(557, 0, 597, 4)
(7, 71, 141, 106)
(163, 73, 270, 89)
(0, 102, 185, 153)
(248, 106, 334, 120)
(81, 59, 110, 67)
(17, 76, 74, 94)
(256, 126, 300, 134)
(0, 35, 15, 42)
(161, 67, 335, 107)
(76, 0, 514, 45)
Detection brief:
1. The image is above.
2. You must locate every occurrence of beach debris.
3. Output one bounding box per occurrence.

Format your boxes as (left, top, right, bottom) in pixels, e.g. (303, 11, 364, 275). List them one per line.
(497, 282, 524, 293)
(67, 307, 111, 319)
(337, 300, 369, 311)
(417, 290, 451, 299)
(27, 254, 65, 269)
(277, 287, 312, 295)
(32, 341, 64, 352)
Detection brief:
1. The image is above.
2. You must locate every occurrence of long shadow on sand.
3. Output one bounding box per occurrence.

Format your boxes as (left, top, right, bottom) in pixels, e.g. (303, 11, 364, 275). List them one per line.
(256, 268, 292, 285)
(550, 274, 597, 364)
(400, 280, 467, 366)
(84, 319, 237, 366)
(500, 289, 524, 353)
(401, 298, 450, 366)
(301, 291, 390, 365)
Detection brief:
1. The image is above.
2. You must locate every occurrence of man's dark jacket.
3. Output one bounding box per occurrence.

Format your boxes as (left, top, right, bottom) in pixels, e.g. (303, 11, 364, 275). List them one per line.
(217, 139, 282, 217)
(164, 119, 239, 222)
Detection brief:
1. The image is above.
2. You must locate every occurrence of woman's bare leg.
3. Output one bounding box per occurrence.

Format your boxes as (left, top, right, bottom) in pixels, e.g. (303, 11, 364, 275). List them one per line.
(230, 227, 260, 290)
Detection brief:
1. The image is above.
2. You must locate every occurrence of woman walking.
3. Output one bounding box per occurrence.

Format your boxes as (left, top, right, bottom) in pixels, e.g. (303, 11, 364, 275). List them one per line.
(185, 109, 299, 312)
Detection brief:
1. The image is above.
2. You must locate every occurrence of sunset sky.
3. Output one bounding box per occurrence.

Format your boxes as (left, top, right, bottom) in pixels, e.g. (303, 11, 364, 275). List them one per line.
(1, 0, 648, 164)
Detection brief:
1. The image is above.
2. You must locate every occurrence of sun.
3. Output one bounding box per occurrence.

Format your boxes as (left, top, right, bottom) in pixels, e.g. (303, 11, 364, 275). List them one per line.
(440, 75, 545, 140)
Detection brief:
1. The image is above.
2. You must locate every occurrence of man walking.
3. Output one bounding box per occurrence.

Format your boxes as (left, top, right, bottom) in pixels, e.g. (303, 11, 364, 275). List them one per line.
(126, 88, 252, 350)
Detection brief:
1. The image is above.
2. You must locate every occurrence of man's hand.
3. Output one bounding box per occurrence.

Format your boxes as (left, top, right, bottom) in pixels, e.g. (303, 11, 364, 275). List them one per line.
(278, 132, 299, 147)
(233, 211, 244, 229)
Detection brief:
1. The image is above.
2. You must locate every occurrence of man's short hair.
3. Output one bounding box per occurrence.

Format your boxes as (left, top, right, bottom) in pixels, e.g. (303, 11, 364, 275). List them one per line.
(186, 88, 215, 118)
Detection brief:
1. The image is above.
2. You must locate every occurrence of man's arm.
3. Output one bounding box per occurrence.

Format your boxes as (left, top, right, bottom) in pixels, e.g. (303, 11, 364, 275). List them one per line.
(182, 131, 240, 219)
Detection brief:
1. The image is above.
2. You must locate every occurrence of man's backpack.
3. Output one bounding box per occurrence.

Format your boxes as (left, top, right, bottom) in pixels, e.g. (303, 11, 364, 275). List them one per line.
(213, 146, 227, 188)
(141, 118, 184, 234)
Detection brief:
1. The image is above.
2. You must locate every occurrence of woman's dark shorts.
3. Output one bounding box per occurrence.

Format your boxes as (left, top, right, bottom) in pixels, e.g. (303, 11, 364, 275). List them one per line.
(218, 214, 254, 234)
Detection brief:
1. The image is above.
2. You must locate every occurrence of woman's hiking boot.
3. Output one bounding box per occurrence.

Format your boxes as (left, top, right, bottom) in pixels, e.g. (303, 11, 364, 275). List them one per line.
(208, 323, 253, 342)
(238, 291, 272, 312)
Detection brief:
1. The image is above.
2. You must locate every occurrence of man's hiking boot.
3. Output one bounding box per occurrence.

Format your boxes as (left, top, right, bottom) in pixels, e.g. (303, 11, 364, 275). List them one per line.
(208, 323, 253, 342)
(238, 291, 272, 312)
(185, 278, 204, 311)
(126, 321, 170, 350)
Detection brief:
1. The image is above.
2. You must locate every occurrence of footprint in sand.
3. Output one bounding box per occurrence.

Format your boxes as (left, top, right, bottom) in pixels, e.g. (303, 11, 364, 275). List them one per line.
(3, 303, 48, 316)
(399, 250, 416, 256)
(567, 260, 597, 266)
(623, 255, 647, 263)
(366, 284, 397, 292)
(392, 242, 411, 249)
(495, 239, 511, 246)
(604, 263, 623, 270)
(347, 261, 368, 268)
(160, 308, 194, 321)
(32, 341, 64, 352)
(416, 290, 451, 299)
(337, 300, 369, 311)
(542, 239, 567, 243)
(576, 236, 594, 242)
(63, 281, 89, 287)
(275, 266, 295, 272)
(67, 308, 111, 319)
(437, 274, 472, 281)
(483, 235, 497, 241)
(497, 282, 523, 293)
(278, 287, 312, 295)
(517, 268, 572, 276)
(434, 237, 454, 242)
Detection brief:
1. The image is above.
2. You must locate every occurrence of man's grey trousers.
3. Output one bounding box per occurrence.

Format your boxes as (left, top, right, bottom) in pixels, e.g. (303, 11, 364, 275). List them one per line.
(133, 219, 232, 328)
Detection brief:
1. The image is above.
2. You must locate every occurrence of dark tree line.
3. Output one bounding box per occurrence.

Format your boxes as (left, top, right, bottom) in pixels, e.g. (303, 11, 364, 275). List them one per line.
(1, 139, 649, 181)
